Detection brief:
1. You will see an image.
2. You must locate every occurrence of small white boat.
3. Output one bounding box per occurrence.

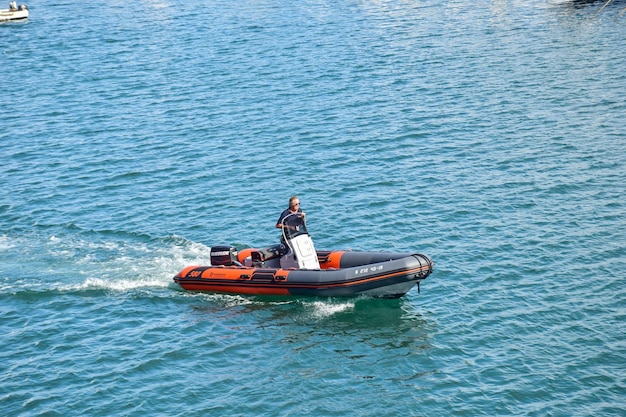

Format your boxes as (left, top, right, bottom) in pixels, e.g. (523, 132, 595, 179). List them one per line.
(0, 2, 28, 22)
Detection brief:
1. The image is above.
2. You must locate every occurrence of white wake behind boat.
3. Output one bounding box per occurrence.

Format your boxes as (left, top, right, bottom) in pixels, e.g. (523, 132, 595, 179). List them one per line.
(0, 2, 28, 22)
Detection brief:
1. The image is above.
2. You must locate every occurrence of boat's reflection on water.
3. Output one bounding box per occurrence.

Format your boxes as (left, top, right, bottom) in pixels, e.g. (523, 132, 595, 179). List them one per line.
(187, 292, 434, 353)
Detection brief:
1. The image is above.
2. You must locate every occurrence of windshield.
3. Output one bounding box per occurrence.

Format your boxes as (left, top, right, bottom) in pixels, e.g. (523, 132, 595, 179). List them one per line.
(281, 212, 309, 241)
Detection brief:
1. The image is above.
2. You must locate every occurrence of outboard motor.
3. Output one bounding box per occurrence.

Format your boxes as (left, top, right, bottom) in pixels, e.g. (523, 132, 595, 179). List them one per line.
(210, 246, 238, 266)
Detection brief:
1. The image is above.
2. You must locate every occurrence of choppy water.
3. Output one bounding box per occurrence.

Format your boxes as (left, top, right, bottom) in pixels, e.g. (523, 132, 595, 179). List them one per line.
(2, 0, 625, 415)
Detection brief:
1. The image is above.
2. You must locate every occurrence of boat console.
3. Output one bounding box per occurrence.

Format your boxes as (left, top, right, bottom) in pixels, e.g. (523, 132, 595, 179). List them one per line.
(280, 213, 321, 269)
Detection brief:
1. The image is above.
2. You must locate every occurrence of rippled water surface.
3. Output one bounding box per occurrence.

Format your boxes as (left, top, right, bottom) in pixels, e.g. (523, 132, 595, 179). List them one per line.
(2, 0, 625, 415)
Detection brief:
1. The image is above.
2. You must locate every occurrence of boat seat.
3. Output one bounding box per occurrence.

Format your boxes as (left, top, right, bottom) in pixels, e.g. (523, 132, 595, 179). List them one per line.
(255, 245, 288, 261)
(250, 244, 288, 268)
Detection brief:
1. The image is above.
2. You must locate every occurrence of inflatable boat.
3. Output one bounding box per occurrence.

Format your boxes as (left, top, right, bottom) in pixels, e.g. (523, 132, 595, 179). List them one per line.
(0, 2, 28, 22)
(173, 214, 433, 299)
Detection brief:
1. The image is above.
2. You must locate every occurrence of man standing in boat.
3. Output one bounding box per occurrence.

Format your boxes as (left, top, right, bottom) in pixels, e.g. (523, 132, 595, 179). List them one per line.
(276, 196, 306, 231)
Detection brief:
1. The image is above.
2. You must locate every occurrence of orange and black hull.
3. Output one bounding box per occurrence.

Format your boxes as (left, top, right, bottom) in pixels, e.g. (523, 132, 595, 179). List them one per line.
(173, 250, 433, 299)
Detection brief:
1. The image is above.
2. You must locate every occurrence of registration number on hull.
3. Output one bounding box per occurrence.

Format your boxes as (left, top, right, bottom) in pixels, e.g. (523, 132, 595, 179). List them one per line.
(354, 265, 383, 275)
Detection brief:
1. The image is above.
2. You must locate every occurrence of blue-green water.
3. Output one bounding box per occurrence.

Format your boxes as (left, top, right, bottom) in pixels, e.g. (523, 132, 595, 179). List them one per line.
(2, 0, 625, 415)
